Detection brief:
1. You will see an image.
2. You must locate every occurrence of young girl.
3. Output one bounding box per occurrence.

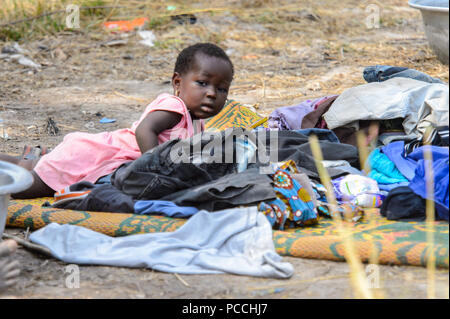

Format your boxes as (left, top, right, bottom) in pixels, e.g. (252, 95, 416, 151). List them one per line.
(1, 43, 234, 199)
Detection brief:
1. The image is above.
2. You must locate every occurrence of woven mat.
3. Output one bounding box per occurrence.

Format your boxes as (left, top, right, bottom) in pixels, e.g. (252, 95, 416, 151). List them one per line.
(7, 198, 448, 268)
(204, 100, 267, 131)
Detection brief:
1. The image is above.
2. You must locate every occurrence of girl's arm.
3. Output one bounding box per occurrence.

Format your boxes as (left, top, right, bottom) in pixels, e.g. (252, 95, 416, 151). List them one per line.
(135, 111, 182, 153)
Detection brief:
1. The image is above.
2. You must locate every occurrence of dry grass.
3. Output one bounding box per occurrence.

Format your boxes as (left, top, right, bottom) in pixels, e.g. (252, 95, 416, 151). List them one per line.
(1, 0, 104, 39)
(0, 0, 177, 40)
(2, 0, 448, 91)
(0, 0, 298, 39)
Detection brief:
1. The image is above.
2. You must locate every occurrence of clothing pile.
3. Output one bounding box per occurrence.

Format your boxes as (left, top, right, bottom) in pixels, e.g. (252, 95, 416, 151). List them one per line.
(33, 127, 363, 276)
(267, 65, 449, 222)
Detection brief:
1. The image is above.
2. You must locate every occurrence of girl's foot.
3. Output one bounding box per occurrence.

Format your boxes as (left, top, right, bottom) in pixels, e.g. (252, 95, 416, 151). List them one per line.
(0, 240, 20, 293)
(20, 145, 50, 170)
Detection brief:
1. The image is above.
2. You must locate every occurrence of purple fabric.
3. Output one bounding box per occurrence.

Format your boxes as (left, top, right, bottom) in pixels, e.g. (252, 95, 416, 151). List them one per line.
(268, 96, 332, 130)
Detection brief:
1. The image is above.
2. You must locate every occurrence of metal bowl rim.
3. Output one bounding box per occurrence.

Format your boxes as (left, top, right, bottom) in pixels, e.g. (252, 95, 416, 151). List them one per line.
(408, 0, 449, 12)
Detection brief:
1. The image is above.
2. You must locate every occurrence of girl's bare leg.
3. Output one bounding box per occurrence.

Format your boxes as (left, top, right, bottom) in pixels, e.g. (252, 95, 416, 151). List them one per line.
(0, 153, 54, 198)
(12, 171, 54, 199)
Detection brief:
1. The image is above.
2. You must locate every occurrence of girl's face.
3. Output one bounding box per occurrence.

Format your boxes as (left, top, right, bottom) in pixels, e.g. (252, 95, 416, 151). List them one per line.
(172, 53, 233, 119)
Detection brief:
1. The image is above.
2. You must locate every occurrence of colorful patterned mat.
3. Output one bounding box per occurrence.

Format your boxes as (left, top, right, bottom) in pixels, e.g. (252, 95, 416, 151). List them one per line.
(7, 198, 448, 268)
(204, 100, 267, 131)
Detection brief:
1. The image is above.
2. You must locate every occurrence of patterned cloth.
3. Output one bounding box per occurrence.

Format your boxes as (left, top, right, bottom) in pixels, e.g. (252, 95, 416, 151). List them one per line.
(258, 161, 366, 229)
(259, 168, 318, 230)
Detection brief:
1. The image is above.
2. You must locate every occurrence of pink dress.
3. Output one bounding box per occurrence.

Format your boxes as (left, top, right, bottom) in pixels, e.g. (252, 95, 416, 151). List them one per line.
(34, 93, 203, 191)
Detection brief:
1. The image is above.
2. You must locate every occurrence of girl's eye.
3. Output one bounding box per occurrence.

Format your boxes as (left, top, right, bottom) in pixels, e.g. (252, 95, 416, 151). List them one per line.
(218, 88, 228, 93)
(197, 81, 207, 86)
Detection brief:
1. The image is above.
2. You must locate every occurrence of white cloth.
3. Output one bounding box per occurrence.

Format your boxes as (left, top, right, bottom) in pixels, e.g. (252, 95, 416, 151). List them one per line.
(29, 207, 294, 278)
(324, 78, 449, 138)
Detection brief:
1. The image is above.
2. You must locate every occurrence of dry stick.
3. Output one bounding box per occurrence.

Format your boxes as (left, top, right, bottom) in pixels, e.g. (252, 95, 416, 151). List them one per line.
(2, 233, 52, 257)
(309, 135, 373, 299)
(104, 0, 121, 21)
(95, 6, 230, 25)
(247, 274, 349, 291)
(98, 0, 123, 30)
(153, 5, 277, 21)
(423, 126, 436, 299)
(356, 130, 379, 266)
(356, 130, 385, 299)
(113, 91, 149, 103)
(174, 273, 190, 287)
(153, 3, 302, 20)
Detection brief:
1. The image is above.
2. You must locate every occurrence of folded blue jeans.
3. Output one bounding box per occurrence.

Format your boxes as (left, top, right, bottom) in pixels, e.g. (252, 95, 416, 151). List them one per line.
(363, 65, 445, 84)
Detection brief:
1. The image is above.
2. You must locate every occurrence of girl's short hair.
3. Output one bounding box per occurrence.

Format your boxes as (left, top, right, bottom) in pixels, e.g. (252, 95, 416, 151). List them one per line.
(174, 43, 234, 77)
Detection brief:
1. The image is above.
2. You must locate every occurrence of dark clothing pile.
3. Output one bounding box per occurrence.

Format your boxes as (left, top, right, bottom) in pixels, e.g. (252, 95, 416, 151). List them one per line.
(54, 128, 359, 213)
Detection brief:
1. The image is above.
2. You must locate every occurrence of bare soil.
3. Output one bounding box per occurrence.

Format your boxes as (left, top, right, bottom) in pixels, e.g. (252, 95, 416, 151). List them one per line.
(0, 0, 448, 299)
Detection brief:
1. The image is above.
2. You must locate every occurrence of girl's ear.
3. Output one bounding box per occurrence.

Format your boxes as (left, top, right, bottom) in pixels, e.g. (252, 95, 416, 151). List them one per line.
(172, 72, 181, 94)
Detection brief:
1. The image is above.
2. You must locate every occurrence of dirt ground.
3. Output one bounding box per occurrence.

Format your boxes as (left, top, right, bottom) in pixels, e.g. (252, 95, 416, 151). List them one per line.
(0, 0, 448, 299)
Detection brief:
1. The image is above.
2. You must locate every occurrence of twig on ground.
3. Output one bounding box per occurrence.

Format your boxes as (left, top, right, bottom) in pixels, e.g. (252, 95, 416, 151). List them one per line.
(113, 91, 149, 103)
(24, 227, 30, 241)
(247, 274, 349, 290)
(2, 233, 53, 257)
(174, 273, 190, 287)
(46, 117, 59, 135)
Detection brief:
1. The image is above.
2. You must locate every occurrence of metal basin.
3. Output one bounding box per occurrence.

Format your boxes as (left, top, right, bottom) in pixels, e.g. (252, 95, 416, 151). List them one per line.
(0, 161, 33, 238)
(409, 0, 449, 64)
